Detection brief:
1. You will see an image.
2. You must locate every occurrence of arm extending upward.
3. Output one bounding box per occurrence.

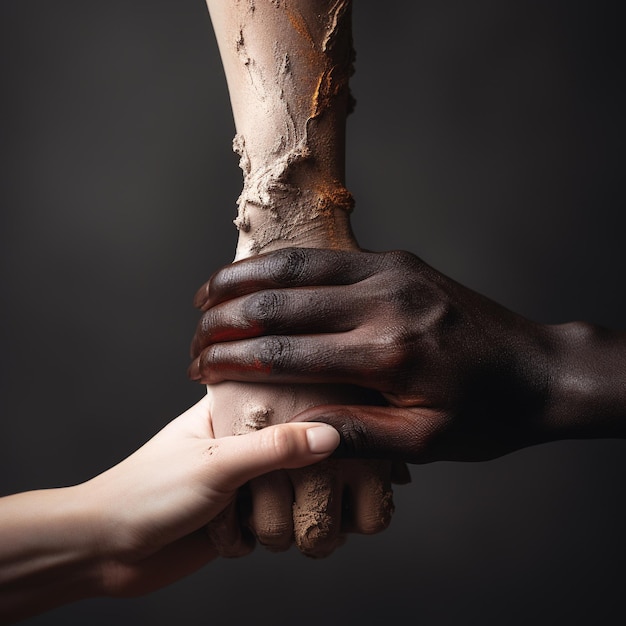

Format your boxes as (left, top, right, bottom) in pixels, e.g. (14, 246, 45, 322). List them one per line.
(199, 0, 398, 557)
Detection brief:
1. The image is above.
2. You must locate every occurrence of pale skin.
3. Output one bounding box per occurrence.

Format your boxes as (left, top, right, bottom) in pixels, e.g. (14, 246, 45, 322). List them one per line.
(202, 0, 397, 557)
(0, 396, 340, 624)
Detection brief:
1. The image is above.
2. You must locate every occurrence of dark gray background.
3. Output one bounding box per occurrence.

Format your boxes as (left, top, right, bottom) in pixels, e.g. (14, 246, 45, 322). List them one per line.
(1, 1, 625, 624)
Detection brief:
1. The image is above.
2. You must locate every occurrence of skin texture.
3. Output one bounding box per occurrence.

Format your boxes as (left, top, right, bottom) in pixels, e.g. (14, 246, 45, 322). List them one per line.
(189, 248, 626, 463)
(203, 0, 396, 557)
(0, 396, 340, 624)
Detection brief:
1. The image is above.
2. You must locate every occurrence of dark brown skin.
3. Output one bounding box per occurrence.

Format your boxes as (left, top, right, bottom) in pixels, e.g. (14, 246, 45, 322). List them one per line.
(189, 247, 626, 463)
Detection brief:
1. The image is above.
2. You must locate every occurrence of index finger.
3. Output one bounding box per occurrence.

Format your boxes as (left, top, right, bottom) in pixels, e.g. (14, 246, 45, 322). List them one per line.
(193, 247, 383, 311)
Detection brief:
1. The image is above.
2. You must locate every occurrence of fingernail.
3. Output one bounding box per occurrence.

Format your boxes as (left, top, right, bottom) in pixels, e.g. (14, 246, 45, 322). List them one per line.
(306, 424, 340, 454)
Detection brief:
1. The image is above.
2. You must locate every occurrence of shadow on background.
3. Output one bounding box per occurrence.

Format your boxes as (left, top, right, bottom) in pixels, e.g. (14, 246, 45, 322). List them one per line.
(1, 1, 624, 625)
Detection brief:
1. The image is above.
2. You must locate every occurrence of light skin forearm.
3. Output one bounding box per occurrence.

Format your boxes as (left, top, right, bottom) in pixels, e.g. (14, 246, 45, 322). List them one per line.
(0, 486, 102, 623)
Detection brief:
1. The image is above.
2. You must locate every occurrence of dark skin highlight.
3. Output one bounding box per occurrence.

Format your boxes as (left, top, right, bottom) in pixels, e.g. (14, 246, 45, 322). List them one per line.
(189, 247, 626, 463)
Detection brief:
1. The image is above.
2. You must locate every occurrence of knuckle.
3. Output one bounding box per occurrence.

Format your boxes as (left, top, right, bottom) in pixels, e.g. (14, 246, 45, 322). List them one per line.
(254, 521, 293, 548)
(365, 256, 421, 311)
(259, 335, 292, 372)
(372, 326, 414, 374)
(379, 251, 424, 290)
(198, 309, 217, 340)
(383, 249, 420, 272)
(198, 344, 223, 382)
(384, 282, 419, 313)
(337, 414, 372, 454)
(266, 426, 295, 462)
(269, 248, 309, 285)
(200, 343, 217, 368)
(242, 290, 285, 327)
(359, 509, 393, 535)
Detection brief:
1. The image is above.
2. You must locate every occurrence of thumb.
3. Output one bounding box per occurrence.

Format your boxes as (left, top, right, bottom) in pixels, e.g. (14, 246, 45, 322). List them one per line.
(211, 422, 340, 491)
(290, 404, 447, 464)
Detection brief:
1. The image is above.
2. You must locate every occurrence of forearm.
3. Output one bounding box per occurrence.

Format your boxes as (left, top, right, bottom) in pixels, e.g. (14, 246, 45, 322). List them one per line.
(0, 485, 101, 623)
(202, 1, 395, 557)
(545, 322, 626, 439)
(206, 0, 357, 259)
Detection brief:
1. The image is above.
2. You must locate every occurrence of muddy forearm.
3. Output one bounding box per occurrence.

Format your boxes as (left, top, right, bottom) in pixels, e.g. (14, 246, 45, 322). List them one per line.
(206, 0, 358, 259)
(202, 1, 394, 557)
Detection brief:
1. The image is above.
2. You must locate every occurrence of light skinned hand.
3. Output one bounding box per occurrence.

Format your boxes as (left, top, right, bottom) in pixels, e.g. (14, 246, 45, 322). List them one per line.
(0, 395, 339, 623)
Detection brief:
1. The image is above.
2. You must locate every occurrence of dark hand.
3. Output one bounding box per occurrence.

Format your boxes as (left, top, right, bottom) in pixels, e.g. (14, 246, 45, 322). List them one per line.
(187, 248, 600, 462)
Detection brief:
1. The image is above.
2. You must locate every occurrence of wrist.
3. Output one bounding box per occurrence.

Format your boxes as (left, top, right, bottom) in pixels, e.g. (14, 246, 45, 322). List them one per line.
(233, 191, 357, 260)
(68, 481, 114, 597)
(542, 321, 626, 440)
(44, 484, 105, 599)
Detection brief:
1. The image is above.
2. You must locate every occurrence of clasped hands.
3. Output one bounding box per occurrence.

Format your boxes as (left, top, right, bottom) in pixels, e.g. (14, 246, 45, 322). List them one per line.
(190, 247, 559, 464)
(7, 247, 621, 621)
(186, 247, 593, 556)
